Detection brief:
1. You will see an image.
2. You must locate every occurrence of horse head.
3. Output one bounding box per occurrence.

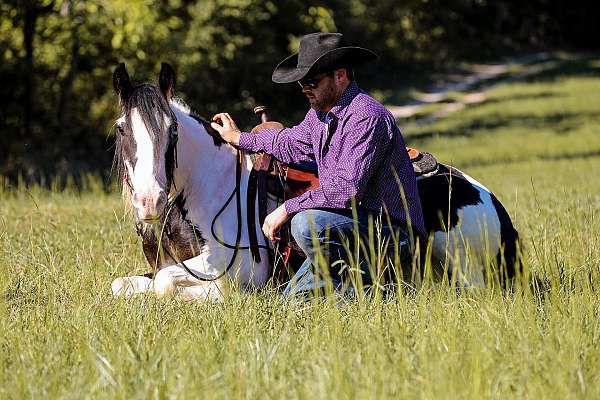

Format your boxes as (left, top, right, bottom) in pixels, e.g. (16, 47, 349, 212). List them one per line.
(113, 62, 178, 223)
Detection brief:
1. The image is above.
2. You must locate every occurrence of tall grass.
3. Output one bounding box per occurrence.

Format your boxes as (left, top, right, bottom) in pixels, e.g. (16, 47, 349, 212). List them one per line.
(1, 53, 599, 399)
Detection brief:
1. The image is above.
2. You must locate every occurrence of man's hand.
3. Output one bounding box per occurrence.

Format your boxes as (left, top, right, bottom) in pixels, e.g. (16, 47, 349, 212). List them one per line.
(262, 204, 290, 241)
(211, 113, 241, 146)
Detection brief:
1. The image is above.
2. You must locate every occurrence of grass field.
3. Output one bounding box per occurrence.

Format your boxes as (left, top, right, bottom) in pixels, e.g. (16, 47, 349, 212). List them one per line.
(1, 53, 599, 399)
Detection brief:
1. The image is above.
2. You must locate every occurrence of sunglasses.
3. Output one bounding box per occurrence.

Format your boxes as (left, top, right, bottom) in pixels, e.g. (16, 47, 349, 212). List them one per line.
(297, 73, 330, 89)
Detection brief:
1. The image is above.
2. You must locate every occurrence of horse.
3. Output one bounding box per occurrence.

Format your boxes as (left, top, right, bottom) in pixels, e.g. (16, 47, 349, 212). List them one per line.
(110, 62, 273, 300)
(110, 62, 519, 300)
(411, 152, 519, 287)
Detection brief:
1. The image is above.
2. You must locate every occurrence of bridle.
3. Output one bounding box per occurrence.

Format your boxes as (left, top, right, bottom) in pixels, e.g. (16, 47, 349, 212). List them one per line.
(129, 109, 270, 283)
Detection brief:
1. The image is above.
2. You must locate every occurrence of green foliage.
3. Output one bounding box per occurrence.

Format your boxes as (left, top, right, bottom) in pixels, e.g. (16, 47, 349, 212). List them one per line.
(0, 0, 598, 182)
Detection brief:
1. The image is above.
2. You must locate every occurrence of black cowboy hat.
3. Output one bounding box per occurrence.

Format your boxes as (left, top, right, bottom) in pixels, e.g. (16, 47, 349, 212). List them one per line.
(272, 32, 377, 84)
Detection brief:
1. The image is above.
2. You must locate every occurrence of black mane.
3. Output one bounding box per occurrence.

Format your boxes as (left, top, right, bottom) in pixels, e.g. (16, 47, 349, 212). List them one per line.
(188, 113, 224, 147)
(125, 83, 173, 161)
(112, 83, 224, 187)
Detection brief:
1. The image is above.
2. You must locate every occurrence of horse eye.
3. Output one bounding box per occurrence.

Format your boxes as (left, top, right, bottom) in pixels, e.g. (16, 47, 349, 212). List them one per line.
(117, 125, 125, 136)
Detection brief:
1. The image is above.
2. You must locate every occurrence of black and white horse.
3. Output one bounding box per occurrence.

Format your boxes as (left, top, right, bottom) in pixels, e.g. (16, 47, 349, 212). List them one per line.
(414, 158, 519, 287)
(110, 63, 519, 300)
(111, 63, 272, 300)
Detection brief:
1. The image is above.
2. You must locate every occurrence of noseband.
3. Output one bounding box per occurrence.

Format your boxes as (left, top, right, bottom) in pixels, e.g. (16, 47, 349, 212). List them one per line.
(141, 111, 249, 283)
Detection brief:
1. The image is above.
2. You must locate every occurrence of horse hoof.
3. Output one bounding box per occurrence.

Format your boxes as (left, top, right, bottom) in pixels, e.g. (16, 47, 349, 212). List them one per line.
(111, 276, 152, 297)
(111, 277, 134, 297)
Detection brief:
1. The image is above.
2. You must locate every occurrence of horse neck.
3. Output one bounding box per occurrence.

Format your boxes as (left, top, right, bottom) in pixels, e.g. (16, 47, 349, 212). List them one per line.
(170, 106, 243, 222)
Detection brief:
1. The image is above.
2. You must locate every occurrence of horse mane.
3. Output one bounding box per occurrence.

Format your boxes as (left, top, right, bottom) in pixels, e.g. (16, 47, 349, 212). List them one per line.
(112, 83, 223, 194)
(170, 97, 224, 146)
(112, 83, 172, 189)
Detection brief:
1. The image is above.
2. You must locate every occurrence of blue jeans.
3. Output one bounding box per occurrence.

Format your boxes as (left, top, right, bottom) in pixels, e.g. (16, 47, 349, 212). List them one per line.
(283, 208, 410, 297)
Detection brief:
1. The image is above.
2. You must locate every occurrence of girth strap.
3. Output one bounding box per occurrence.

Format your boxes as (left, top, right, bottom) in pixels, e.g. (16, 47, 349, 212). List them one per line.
(246, 169, 261, 263)
(257, 170, 269, 228)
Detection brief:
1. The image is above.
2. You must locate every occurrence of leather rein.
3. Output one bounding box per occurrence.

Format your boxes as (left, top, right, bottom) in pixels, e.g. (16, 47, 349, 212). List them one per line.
(138, 111, 270, 283)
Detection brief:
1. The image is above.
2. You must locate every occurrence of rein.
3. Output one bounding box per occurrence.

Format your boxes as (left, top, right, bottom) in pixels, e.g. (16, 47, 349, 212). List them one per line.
(154, 147, 243, 282)
(137, 110, 268, 283)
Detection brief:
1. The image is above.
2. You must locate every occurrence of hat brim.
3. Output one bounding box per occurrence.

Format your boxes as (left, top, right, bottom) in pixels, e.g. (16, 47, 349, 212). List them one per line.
(271, 47, 377, 84)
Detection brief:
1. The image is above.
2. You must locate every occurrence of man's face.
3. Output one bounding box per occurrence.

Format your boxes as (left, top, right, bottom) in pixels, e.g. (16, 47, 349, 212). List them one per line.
(298, 71, 339, 112)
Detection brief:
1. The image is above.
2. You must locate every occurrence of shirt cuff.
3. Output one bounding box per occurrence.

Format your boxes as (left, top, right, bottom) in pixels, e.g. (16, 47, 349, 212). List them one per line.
(284, 197, 302, 215)
(238, 132, 258, 152)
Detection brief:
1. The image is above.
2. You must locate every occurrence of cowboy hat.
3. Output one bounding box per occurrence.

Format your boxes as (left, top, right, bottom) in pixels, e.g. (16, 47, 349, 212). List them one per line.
(271, 32, 377, 84)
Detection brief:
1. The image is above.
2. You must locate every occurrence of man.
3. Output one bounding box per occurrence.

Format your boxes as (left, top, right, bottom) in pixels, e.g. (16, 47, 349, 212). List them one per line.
(211, 32, 425, 295)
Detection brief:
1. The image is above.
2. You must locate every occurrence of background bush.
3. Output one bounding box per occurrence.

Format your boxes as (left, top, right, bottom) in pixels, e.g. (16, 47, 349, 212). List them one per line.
(1, 0, 598, 184)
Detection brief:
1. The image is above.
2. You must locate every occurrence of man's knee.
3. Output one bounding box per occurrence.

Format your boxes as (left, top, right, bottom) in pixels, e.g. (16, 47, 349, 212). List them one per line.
(290, 210, 316, 247)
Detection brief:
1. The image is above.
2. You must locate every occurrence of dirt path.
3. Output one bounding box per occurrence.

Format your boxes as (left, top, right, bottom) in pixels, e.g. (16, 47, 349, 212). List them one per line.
(388, 53, 557, 126)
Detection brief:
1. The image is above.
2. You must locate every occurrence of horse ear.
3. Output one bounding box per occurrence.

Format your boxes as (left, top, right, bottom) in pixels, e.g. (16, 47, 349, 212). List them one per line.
(159, 62, 176, 101)
(113, 62, 133, 104)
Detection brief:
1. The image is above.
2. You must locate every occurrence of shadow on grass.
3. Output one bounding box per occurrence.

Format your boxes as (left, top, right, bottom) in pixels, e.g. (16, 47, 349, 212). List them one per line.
(405, 111, 599, 141)
(364, 62, 476, 105)
(388, 53, 599, 117)
(472, 91, 563, 107)
(522, 54, 600, 83)
(457, 149, 600, 168)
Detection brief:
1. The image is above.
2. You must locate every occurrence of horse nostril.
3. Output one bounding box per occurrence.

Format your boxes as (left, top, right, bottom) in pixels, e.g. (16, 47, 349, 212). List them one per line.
(132, 191, 166, 219)
(132, 193, 151, 209)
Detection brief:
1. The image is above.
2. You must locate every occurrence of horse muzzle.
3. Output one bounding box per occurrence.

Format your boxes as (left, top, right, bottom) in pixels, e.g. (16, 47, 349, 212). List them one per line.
(133, 190, 168, 222)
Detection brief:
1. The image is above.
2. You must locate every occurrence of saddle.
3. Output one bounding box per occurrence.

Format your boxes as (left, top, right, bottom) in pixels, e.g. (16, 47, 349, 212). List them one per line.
(245, 108, 439, 282)
(245, 118, 320, 280)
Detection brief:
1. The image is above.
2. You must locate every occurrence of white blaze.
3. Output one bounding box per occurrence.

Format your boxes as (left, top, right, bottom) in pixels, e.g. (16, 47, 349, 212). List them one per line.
(130, 108, 164, 197)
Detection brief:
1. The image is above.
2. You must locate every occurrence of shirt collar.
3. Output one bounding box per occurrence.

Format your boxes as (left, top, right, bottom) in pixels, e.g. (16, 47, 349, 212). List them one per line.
(317, 82, 361, 122)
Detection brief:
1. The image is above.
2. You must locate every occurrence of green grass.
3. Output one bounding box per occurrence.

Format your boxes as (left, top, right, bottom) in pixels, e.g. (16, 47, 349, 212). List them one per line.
(1, 53, 600, 399)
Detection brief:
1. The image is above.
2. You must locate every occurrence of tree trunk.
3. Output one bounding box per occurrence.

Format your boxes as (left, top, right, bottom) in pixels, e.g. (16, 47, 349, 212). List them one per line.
(23, 6, 36, 144)
(58, 1, 81, 135)
(22, 1, 55, 151)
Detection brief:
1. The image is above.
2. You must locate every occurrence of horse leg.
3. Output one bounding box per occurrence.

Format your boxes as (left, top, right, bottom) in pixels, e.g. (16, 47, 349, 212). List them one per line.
(432, 230, 486, 289)
(153, 264, 225, 301)
(178, 282, 224, 301)
(111, 275, 154, 297)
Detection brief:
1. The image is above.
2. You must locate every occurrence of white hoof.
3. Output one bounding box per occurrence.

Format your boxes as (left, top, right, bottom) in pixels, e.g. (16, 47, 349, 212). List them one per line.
(179, 284, 224, 302)
(111, 276, 153, 297)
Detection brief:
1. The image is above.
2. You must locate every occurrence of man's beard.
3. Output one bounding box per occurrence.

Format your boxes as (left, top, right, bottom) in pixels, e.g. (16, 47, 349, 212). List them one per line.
(308, 86, 337, 111)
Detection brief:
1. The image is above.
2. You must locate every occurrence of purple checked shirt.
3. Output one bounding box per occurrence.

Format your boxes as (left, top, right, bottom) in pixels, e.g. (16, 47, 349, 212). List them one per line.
(239, 82, 426, 237)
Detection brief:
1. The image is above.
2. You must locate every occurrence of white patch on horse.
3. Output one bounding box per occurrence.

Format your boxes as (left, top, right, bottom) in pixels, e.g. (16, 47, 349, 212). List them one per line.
(460, 171, 491, 193)
(168, 105, 271, 287)
(432, 175, 502, 287)
(129, 108, 171, 220)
